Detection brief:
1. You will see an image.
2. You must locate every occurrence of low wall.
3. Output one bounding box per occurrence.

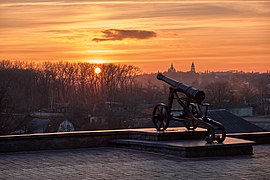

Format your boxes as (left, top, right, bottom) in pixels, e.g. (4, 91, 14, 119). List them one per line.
(1, 128, 270, 153)
(228, 132, 270, 144)
(0, 130, 128, 153)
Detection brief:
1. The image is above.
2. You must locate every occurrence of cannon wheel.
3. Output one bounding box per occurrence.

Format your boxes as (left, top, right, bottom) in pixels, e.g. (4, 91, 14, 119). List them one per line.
(185, 120, 198, 130)
(206, 127, 226, 143)
(185, 104, 199, 130)
(205, 128, 215, 144)
(215, 127, 226, 143)
(152, 103, 169, 131)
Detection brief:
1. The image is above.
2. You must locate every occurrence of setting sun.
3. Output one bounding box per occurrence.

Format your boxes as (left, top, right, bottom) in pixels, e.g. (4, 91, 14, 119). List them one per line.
(94, 67, 101, 74)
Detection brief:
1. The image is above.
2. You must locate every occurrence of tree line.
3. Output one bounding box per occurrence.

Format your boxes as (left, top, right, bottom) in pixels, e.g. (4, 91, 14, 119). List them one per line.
(137, 71, 270, 115)
(0, 60, 141, 133)
(1, 60, 269, 134)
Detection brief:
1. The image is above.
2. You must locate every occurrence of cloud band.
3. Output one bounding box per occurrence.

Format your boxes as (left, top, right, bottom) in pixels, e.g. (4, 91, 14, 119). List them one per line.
(93, 29, 156, 42)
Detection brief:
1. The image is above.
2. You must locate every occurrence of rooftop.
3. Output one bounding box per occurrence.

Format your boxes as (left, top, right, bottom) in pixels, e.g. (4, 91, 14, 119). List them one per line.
(208, 109, 265, 133)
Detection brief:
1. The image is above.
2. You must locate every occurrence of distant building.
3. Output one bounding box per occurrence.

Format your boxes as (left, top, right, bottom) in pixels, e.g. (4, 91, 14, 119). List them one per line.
(12, 113, 76, 134)
(190, 62, 196, 73)
(58, 120, 75, 132)
(168, 64, 176, 73)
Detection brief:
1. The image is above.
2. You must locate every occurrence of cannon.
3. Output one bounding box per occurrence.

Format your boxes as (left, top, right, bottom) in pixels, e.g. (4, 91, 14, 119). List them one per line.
(152, 73, 226, 143)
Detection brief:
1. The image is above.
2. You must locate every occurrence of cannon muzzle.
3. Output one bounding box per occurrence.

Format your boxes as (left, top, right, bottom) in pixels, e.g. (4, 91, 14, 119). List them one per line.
(157, 73, 205, 103)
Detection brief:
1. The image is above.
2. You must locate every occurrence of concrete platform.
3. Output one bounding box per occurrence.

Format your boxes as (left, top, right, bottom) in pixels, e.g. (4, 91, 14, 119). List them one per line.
(0, 127, 257, 158)
(111, 127, 255, 158)
(228, 131, 270, 144)
(111, 137, 255, 158)
(128, 127, 209, 141)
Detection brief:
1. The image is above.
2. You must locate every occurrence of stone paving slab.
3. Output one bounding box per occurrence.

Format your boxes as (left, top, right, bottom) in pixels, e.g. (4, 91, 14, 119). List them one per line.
(0, 145, 269, 179)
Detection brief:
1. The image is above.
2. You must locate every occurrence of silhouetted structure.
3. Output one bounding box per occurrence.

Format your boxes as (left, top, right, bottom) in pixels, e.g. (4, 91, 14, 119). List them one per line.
(152, 73, 226, 143)
(168, 64, 176, 73)
(191, 62, 196, 73)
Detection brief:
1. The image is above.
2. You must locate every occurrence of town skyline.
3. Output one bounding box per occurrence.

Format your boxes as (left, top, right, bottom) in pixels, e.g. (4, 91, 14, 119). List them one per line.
(1, 0, 270, 73)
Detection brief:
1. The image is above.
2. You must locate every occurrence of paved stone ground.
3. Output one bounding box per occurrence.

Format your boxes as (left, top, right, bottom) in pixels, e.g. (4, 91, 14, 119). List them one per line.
(0, 145, 269, 180)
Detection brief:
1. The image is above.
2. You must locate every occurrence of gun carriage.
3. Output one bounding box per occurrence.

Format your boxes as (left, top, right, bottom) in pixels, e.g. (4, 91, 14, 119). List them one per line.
(152, 73, 226, 143)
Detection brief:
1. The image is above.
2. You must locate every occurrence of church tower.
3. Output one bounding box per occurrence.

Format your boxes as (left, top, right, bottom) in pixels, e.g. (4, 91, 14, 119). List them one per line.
(168, 63, 176, 73)
(191, 62, 195, 73)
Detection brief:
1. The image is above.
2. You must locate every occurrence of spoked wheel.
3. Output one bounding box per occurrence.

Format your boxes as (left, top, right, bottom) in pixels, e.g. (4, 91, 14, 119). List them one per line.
(205, 127, 226, 143)
(185, 104, 200, 130)
(205, 127, 215, 144)
(152, 103, 170, 131)
(215, 127, 226, 143)
(185, 119, 198, 130)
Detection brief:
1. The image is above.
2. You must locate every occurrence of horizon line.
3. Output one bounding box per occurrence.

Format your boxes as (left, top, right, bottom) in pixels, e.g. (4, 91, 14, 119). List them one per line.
(1, 59, 269, 74)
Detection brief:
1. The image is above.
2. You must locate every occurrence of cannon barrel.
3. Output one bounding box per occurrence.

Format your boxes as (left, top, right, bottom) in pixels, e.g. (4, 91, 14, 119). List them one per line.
(157, 73, 205, 103)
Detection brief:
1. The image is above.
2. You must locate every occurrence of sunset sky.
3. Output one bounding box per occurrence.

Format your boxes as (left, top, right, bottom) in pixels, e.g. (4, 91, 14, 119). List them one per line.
(0, 0, 269, 73)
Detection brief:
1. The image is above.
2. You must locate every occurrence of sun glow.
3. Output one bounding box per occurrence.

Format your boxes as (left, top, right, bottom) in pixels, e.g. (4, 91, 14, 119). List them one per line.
(86, 50, 113, 53)
(94, 67, 101, 74)
(1, 1, 269, 72)
(87, 59, 107, 64)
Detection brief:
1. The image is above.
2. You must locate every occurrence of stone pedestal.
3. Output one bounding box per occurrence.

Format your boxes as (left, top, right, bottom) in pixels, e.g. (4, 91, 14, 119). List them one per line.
(112, 127, 255, 158)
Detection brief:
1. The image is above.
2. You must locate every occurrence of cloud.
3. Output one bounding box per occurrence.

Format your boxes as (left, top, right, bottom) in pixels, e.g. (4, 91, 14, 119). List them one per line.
(92, 29, 157, 42)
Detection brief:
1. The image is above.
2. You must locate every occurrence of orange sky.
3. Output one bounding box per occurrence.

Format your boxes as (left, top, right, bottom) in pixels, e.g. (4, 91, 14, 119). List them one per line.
(0, 0, 269, 73)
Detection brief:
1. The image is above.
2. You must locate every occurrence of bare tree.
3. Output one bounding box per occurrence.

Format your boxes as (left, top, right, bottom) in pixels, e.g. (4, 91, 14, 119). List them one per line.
(205, 81, 232, 108)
